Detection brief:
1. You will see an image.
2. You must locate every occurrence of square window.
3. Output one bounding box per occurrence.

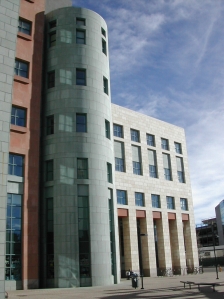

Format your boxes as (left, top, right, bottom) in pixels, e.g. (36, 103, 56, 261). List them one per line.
(11, 106, 26, 127)
(166, 196, 175, 209)
(49, 31, 56, 47)
(103, 77, 109, 94)
(76, 69, 86, 85)
(8, 154, 24, 177)
(76, 29, 85, 44)
(113, 124, 123, 138)
(151, 194, 160, 208)
(135, 192, 144, 207)
(76, 18, 85, 25)
(76, 113, 87, 132)
(47, 71, 55, 88)
(18, 18, 31, 35)
(107, 162, 112, 183)
(46, 115, 54, 135)
(131, 129, 140, 142)
(77, 158, 88, 179)
(101, 27, 106, 37)
(46, 160, 53, 181)
(102, 39, 107, 55)
(175, 142, 182, 154)
(49, 20, 56, 29)
(117, 190, 127, 205)
(180, 198, 188, 211)
(161, 138, 169, 150)
(146, 134, 155, 146)
(105, 120, 110, 139)
(15, 59, 29, 78)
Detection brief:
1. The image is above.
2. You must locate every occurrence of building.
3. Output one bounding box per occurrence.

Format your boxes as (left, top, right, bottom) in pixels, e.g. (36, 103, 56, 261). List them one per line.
(0, 0, 198, 296)
(215, 200, 224, 245)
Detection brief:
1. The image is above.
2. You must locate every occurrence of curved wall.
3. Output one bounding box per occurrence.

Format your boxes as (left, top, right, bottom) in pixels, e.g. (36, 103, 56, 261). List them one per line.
(43, 7, 116, 288)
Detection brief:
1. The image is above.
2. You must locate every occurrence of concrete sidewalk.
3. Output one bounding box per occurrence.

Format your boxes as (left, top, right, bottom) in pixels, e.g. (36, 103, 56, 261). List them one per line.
(7, 271, 224, 299)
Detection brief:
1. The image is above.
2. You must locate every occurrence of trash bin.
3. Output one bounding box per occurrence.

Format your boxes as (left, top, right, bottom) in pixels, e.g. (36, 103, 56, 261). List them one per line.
(132, 274, 138, 289)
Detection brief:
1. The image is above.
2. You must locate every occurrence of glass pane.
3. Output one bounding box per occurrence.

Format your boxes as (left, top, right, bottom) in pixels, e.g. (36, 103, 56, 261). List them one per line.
(78, 207, 88, 218)
(6, 242, 10, 254)
(12, 194, 22, 206)
(78, 219, 89, 230)
(78, 196, 88, 207)
(12, 231, 21, 242)
(12, 206, 21, 218)
(76, 115, 86, 124)
(12, 219, 21, 230)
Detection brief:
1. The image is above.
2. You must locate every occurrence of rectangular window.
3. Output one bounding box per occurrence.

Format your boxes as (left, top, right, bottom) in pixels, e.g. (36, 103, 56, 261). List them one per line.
(76, 18, 85, 25)
(175, 142, 182, 154)
(8, 154, 24, 177)
(148, 150, 157, 178)
(163, 153, 172, 181)
(102, 39, 107, 55)
(105, 120, 110, 139)
(151, 194, 160, 208)
(135, 192, 144, 207)
(48, 71, 55, 88)
(161, 138, 169, 150)
(46, 160, 53, 181)
(131, 129, 140, 142)
(180, 198, 188, 211)
(113, 124, 123, 138)
(76, 29, 85, 44)
(46, 115, 54, 135)
(146, 134, 155, 146)
(46, 195, 54, 279)
(117, 190, 127, 205)
(76, 69, 86, 85)
(176, 156, 185, 183)
(49, 31, 56, 47)
(18, 18, 31, 35)
(5, 193, 22, 281)
(115, 158, 124, 172)
(77, 158, 88, 179)
(114, 141, 125, 172)
(11, 106, 26, 127)
(107, 162, 112, 183)
(166, 196, 175, 209)
(132, 145, 142, 175)
(101, 27, 106, 37)
(103, 77, 109, 95)
(49, 20, 56, 29)
(15, 59, 29, 78)
(76, 113, 87, 132)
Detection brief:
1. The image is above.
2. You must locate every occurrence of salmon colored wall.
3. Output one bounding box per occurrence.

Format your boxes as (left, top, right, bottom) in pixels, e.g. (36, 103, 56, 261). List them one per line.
(10, 0, 45, 289)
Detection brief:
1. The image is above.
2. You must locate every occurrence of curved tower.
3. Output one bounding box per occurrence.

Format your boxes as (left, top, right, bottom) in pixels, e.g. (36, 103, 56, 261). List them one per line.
(42, 7, 118, 288)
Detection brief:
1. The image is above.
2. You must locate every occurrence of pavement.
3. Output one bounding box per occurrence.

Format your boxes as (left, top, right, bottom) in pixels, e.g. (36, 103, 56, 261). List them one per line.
(7, 269, 224, 299)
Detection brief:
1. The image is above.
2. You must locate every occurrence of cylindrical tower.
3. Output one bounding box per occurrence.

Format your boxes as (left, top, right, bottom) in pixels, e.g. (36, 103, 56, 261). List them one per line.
(41, 7, 118, 288)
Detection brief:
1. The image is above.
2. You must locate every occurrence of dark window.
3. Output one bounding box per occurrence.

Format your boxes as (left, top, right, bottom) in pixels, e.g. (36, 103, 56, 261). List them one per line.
(76, 18, 85, 25)
(180, 198, 188, 211)
(49, 20, 56, 29)
(76, 69, 86, 85)
(49, 31, 56, 47)
(103, 77, 108, 94)
(151, 194, 160, 208)
(76, 113, 87, 132)
(46, 160, 53, 181)
(167, 196, 175, 209)
(115, 157, 124, 172)
(8, 154, 24, 177)
(76, 29, 85, 44)
(117, 190, 127, 205)
(135, 192, 144, 207)
(133, 161, 141, 175)
(11, 106, 26, 127)
(18, 18, 31, 35)
(102, 39, 107, 55)
(14, 59, 29, 78)
(105, 120, 110, 139)
(101, 27, 106, 37)
(107, 162, 112, 183)
(175, 142, 182, 154)
(77, 158, 88, 179)
(46, 115, 54, 135)
(48, 71, 55, 88)
(146, 134, 155, 146)
(161, 138, 169, 150)
(113, 124, 123, 138)
(131, 129, 140, 142)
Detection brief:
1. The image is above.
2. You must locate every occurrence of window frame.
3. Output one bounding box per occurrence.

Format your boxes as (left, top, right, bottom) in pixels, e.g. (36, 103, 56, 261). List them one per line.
(180, 198, 188, 211)
(8, 154, 24, 177)
(131, 129, 140, 142)
(77, 158, 88, 179)
(49, 31, 56, 47)
(161, 138, 169, 150)
(46, 160, 54, 181)
(11, 106, 26, 127)
(132, 161, 141, 175)
(101, 27, 106, 37)
(46, 115, 54, 135)
(76, 18, 86, 26)
(18, 18, 31, 35)
(151, 194, 160, 208)
(76, 113, 87, 132)
(113, 124, 123, 138)
(76, 29, 86, 44)
(116, 190, 127, 205)
(47, 71, 55, 89)
(103, 77, 109, 95)
(102, 38, 107, 55)
(166, 196, 175, 210)
(135, 192, 144, 207)
(15, 59, 29, 78)
(146, 134, 155, 146)
(49, 20, 57, 29)
(105, 120, 110, 139)
(107, 162, 112, 183)
(76, 69, 86, 86)
(115, 157, 124, 172)
(175, 142, 182, 154)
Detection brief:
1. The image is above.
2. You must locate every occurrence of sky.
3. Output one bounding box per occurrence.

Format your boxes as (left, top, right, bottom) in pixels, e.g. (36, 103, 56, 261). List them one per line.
(72, 0, 224, 224)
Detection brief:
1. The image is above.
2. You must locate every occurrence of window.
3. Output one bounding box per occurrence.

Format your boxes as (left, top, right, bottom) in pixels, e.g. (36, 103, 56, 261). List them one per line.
(135, 192, 144, 207)
(14, 59, 29, 78)
(11, 106, 26, 127)
(49, 31, 56, 47)
(180, 198, 188, 211)
(175, 142, 182, 154)
(76, 113, 87, 132)
(115, 158, 124, 172)
(46, 160, 53, 181)
(131, 129, 140, 142)
(176, 157, 185, 183)
(46, 115, 54, 135)
(132, 146, 142, 175)
(105, 120, 110, 139)
(148, 150, 157, 178)
(132, 161, 141, 175)
(161, 138, 169, 150)
(103, 77, 108, 94)
(107, 162, 112, 183)
(151, 194, 160, 208)
(48, 71, 55, 88)
(49, 20, 56, 29)
(5, 193, 22, 281)
(101, 27, 106, 37)
(163, 153, 172, 181)
(76, 69, 86, 85)
(146, 134, 155, 146)
(102, 39, 107, 55)
(117, 190, 127, 205)
(18, 18, 31, 35)
(46, 195, 54, 279)
(167, 196, 175, 209)
(76, 29, 85, 44)
(77, 158, 88, 179)
(113, 124, 123, 138)
(76, 18, 85, 25)
(8, 154, 24, 177)
(114, 141, 125, 172)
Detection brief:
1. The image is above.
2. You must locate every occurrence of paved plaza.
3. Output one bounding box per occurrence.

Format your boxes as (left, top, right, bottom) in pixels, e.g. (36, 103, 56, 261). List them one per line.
(7, 270, 224, 299)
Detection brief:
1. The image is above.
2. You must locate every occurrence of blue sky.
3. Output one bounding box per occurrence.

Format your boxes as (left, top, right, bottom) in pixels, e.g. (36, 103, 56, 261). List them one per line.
(72, 0, 224, 223)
